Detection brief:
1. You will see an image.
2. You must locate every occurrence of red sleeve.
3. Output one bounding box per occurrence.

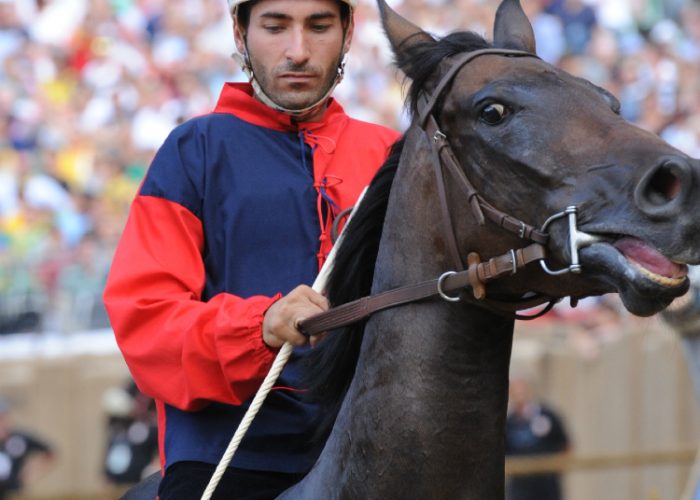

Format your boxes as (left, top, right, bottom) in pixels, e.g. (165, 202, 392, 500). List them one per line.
(103, 195, 280, 410)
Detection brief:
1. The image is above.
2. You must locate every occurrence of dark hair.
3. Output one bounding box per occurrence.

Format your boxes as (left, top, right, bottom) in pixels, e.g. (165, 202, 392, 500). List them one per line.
(235, 0, 256, 29)
(236, 0, 351, 30)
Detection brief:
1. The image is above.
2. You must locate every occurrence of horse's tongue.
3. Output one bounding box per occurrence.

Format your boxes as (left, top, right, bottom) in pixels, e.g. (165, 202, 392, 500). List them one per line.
(614, 238, 687, 279)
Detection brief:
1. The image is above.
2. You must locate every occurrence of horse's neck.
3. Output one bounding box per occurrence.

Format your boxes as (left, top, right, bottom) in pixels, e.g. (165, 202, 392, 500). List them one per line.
(324, 306, 514, 497)
(283, 147, 516, 499)
(287, 300, 515, 499)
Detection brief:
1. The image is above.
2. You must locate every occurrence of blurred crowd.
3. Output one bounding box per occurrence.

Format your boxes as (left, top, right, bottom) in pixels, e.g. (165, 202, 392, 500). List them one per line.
(0, 0, 699, 335)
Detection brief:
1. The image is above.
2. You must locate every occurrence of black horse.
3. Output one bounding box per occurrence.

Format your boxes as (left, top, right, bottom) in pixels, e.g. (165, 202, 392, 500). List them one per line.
(277, 0, 700, 498)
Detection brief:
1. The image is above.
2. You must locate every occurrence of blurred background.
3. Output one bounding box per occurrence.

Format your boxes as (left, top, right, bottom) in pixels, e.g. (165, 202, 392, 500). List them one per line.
(0, 0, 699, 498)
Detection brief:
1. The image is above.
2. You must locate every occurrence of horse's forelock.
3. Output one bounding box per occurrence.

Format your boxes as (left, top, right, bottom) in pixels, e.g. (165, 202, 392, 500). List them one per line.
(405, 31, 493, 116)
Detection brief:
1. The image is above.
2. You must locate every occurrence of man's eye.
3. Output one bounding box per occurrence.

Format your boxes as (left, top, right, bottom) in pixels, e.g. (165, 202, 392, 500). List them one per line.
(311, 24, 331, 32)
(264, 25, 284, 33)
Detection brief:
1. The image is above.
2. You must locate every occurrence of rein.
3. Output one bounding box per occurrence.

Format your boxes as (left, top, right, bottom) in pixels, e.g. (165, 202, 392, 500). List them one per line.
(299, 244, 548, 336)
(300, 48, 602, 335)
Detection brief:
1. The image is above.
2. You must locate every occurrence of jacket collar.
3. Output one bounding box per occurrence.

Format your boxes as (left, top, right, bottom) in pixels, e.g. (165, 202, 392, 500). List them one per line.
(214, 82, 346, 133)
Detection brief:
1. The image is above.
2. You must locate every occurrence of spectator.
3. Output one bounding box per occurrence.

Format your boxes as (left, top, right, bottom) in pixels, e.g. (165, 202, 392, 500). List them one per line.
(0, 398, 55, 499)
(660, 266, 700, 500)
(505, 376, 571, 500)
(522, 0, 566, 65)
(102, 381, 159, 488)
(546, 0, 597, 55)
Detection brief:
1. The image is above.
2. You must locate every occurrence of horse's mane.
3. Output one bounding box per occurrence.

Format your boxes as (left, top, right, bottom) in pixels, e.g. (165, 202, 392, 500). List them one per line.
(300, 137, 403, 435)
(301, 30, 494, 439)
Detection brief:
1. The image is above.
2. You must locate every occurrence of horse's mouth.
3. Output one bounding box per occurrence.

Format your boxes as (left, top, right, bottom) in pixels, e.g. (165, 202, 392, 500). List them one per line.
(577, 236, 689, 315)
(612, 237, 688, 287)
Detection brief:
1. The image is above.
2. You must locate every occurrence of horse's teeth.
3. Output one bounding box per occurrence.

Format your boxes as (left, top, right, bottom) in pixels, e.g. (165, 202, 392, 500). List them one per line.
(631, 262, 685, 287)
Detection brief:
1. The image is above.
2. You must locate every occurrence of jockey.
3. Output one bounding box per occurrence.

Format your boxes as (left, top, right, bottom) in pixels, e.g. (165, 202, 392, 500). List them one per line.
(103, 0, 400, 498)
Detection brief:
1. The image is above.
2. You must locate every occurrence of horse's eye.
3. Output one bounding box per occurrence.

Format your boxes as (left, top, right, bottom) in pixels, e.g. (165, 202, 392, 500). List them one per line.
(480, 103, 510, 125)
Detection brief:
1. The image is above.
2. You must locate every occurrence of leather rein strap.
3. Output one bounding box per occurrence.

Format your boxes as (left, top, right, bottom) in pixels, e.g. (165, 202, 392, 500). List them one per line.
(299, 244, 546, 336)
(299, 49, 553, 337)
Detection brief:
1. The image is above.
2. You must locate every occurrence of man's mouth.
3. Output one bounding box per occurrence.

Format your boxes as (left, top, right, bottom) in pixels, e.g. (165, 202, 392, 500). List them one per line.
(279, 73, 316, 82)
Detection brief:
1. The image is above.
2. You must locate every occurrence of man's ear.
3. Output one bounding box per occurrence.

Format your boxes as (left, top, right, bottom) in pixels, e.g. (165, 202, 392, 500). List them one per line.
(233, 20, 247, 55)
(342, 17, 354, 55)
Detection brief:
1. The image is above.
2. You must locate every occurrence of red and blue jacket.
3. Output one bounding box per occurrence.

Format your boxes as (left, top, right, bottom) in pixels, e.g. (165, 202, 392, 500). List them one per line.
(103, 83, 399, 474)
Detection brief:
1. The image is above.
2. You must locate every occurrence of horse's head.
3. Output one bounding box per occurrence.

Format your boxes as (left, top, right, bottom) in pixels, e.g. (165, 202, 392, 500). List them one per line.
(379, 0, 700, 316)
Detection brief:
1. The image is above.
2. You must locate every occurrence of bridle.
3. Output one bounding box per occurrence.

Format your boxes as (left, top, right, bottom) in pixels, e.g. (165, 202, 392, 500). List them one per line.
(299, 48, 602, 336)
(417, 48, 602, 306)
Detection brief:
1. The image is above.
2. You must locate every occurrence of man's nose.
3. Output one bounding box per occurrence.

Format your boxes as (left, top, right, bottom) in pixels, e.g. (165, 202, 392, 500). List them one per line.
(285, 28, 311, 64)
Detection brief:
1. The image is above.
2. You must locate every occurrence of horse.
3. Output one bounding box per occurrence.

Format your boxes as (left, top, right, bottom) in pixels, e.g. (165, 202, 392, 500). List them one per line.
(276, 0, 700, 498)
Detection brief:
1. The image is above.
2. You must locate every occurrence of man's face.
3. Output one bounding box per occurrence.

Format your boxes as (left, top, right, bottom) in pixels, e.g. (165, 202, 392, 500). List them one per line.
(235, 0, 352, 117)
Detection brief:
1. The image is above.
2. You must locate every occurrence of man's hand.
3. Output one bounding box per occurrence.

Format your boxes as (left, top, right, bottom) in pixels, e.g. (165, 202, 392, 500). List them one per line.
(263, 285, 329, 349)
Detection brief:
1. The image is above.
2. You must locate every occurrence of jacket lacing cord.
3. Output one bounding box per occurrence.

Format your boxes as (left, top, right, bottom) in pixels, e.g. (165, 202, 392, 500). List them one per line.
(315, 175, 343, 268)
(299, 129, 344, 270)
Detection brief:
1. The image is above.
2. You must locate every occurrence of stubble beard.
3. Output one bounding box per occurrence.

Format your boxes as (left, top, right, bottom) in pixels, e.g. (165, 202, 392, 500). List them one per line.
(250, 55, 342, 111)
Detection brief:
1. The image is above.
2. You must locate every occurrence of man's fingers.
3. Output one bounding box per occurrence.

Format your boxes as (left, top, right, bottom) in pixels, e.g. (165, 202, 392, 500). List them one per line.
(263, 286, 330, 348)
(309, 331, 328, 348)
(306, 292, 330, 311)
(295, 285, 329, 311)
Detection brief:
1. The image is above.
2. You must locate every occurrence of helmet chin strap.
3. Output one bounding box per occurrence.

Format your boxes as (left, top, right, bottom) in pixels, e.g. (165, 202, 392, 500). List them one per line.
(232, 52, 346, 121)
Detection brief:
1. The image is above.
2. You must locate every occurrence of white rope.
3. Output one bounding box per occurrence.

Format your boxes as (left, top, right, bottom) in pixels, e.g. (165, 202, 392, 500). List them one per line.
(201, 187, 368, 500)
(201, 342, 294, 500)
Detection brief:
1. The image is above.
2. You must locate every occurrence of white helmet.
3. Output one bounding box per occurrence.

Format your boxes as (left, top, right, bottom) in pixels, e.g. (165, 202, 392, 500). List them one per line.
(228, 0, 355, 119)
(227, 0, 356, 15)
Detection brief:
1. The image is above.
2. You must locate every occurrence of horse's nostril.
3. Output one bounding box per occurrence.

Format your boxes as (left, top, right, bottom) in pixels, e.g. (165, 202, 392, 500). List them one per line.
(634, 157, 690, 218)
(645, 164, 682, 205)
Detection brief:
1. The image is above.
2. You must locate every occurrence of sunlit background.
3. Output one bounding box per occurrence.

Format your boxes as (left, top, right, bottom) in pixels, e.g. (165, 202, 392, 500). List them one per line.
(0, 0, 699, 498)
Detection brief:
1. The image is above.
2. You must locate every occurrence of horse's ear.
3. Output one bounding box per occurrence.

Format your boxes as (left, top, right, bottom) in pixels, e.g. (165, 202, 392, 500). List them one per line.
(377, 0, 434, 77)
(493, 0, 536, 53)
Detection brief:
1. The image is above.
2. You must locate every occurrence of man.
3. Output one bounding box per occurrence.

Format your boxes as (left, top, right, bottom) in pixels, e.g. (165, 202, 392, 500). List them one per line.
(0, 399, 55, 500)
(102, 381, 158, 488)
(505, 376, 570, 500)
(102, 0, 400, 498)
